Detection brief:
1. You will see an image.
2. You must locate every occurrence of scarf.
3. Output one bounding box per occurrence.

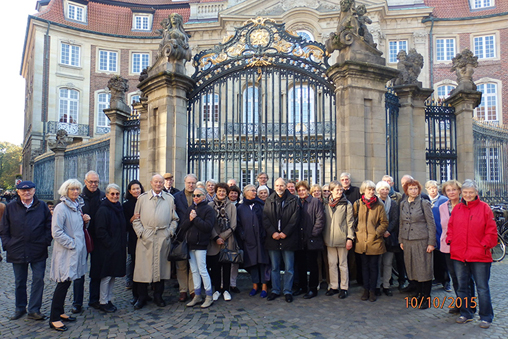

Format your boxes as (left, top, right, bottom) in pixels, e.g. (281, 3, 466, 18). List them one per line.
(380, 196, 391, 221)
(213, 197, 230, 233)
(430, 194, 439, 208)
(328, 197, 340, 208)
(361, 194, 378, 209)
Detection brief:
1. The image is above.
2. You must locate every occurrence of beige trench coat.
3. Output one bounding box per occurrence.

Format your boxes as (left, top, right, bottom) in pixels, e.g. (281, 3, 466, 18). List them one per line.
(132, 190, 179, 283)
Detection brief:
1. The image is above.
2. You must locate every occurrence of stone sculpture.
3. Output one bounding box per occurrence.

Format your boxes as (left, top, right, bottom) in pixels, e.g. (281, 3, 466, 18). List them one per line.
(156, 13, 192, 62)
(49, 129, 72, 149)
(450, 48, 478, 93)
(107, 75, 130, 113)
(392, 48, 424, 86)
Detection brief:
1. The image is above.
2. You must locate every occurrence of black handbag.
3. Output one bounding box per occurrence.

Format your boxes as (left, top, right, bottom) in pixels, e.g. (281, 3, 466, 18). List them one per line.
(167, 236, 189, 261)
(219, 238, 244, 264)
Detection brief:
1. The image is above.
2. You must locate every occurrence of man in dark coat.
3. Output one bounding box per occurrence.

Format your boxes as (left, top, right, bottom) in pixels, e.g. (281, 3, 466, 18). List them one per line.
(263, 178, 300, 303)
(340, 172, 361, 204)
(256, 172, 274, 195)
(0, 181, 52, 321)
(73, 171, 105, 313)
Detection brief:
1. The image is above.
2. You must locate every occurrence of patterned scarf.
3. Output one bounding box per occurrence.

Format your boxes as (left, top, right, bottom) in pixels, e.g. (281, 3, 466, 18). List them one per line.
(328, 197, 340, 208)
(213, 198, 230, 233)
(361, 194, 378, 209)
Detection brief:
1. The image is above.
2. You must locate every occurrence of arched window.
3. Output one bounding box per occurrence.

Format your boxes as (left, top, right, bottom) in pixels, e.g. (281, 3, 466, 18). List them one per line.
(296, 30, 314, 41)
(202, 93, 219, 123)
(59, 88, 79, 124)
(97, 92, 111, 127)
(436, 85, 455, 100)
(476, 83, 498, 122)
(288, 85, 315, 123)
(243, 86, 259, 124)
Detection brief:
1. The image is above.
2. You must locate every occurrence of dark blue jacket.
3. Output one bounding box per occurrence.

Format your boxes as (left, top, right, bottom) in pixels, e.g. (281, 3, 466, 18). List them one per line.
(298, 195, 325, 251)
(174, 190, 192, 224)
(237, 197, 269, 267)
(263, 190, 300, 251)
(179, 200, 215, 251)
(0, 196, 52, 264)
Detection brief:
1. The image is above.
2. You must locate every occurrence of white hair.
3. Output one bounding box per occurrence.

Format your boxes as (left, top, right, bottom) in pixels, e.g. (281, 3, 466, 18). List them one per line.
(85, 170, 99, 181)
(257, 185, 269, 194)
(58, 179, 83, 197)
(375, 180, 390, 194)
(106, 183, 121, 194)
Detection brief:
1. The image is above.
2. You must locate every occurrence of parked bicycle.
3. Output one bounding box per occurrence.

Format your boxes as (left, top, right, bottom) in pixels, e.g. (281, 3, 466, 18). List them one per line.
(490, 204, 508, 262)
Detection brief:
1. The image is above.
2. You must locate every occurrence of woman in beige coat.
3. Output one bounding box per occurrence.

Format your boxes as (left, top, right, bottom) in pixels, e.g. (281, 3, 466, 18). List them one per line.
(353, 180, 388, 302)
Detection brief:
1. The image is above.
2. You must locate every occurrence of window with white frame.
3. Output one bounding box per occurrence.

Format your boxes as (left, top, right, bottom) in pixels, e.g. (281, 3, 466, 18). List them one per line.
(61, 43, 80, 67)
(476, 83, 498, 121)
(67, 2, 86, 22)
(98, 50, 118, 72)
(97, 92, 111, 127)
(59, 88, 79, 124)
(474, 35, 495, 59)
(133, 14, 150, 31)
(471, 0, 494, 9)
(288, 85, 315, 124)
(478, 147, 500, 182)
(389, 40, 407, 63)
(436, 38, 455, 61)
(243, 86, 259, 124)
(132, 53, 149, 74)
(241, 168, 258, 189)
(202, 93, 219, 123)
(437, 85, 456, 100)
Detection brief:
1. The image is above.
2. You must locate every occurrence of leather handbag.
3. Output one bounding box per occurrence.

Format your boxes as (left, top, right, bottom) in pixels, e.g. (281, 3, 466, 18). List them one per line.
(83, 224, 94, 253)
(167, 237, 189, 261)
(219, 238, 244, 264)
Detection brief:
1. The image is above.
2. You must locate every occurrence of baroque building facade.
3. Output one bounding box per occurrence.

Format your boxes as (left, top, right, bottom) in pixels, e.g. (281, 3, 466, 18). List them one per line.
(21, 0, 508, 187)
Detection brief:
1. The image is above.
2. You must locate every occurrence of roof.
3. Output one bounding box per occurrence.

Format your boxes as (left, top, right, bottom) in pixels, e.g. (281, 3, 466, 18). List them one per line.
(33, 0, 191, 37)
(424, 0, 508, 19)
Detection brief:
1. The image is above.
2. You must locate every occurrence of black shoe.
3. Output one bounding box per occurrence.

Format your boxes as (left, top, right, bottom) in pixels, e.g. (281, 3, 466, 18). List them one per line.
(325, 289, 339, 296)
(449, 306, 461, 314)
(374, 288, 382, 296)
(401, 284, 416, 294)
(319, 281, 328, 290)
(361, 289, 369, 301)
(267, 293, 280, 301)
(383, 288, 393, 296)
(303, 290, 316, 299)
(154, 297, 166, 307)
(292, 288, 306, 296)
(134, 299, 146, 310)
(49, 322, 68, 332)
(126, 281, 133, 290)
(230, 286, 241, 293)
(89, 301, 101, 310)
(338, 290, 348, 299)
(99, 303, 115, 313)
(10, 310, 26, 320)
(60, 315, 76, 322)
(108, 301, 118, 312)
(419, 296, 430, 309)
(71, 305, 82, 314)
(130, 298, 138, 305)
(27, 312, 47, 320)
(285, 294, 293, 303)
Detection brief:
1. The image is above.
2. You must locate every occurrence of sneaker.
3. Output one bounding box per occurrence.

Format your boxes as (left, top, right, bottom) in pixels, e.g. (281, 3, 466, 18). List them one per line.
(479, 321, 491, 329)
(223, 291, 232, 301)
(186, 294, 203, 307)
(456, 316, 473, 324)
(201, 295, 213, 308)
(212, 291, 221, 301)
(444, 283, 452, 293)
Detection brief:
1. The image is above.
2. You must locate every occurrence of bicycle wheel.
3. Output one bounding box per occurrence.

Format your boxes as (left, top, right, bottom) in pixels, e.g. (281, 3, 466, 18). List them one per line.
(491, 235, 506, 262)
(502, 228, 508, 246)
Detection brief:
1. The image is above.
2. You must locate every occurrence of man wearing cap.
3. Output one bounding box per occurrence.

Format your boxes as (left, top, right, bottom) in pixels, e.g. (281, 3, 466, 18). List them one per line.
(163, 173, 180, 196)
(0, 181, 52, 321)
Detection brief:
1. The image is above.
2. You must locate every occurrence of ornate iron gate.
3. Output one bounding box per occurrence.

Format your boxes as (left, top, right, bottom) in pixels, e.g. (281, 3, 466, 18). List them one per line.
(188, 18, 336, 187)
(385, 88, 399, 190)
(122, 112, 140, 194)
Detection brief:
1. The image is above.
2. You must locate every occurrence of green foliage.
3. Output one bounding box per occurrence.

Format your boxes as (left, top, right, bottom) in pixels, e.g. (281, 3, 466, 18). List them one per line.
(0, 142, 22, 190)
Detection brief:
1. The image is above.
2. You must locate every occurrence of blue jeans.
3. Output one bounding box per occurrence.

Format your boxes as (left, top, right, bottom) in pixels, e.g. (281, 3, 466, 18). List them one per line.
(12, 260, 46, 313)
(454, 260, 494, 323)
(268, 250, 295, 295)
(189, 250, 212, 296)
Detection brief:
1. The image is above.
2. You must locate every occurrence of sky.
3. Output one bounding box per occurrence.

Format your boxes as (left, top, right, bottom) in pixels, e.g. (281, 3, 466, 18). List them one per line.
(0, 1, 38, 146)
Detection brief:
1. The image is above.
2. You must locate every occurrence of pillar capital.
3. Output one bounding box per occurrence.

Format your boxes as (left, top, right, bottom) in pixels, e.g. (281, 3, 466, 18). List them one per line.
(392, 85, 433, 105)
(445, 90, 482, 113)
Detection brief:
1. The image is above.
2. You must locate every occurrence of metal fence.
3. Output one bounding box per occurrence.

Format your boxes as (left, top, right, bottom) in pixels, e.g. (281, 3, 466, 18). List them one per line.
(33, 154, 55, 201)
(385, 88, 400, 190)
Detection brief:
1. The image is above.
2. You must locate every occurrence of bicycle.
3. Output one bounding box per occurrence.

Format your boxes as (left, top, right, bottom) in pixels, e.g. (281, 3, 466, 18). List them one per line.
(490, 205, 508, 262)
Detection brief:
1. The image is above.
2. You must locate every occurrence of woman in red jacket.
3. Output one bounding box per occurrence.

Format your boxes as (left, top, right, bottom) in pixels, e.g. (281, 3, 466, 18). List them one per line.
(446, 179, 497, 329)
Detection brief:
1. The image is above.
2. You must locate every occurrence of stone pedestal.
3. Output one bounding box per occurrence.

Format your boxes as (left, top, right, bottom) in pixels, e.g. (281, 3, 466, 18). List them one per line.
(104, 108, 131, 188)
(446, 90, 482, 182)
(137, 61, 195, 188)
(50, 145, 66, 201)
(393, 84, 433, 183)
(327, 61, 399, 184)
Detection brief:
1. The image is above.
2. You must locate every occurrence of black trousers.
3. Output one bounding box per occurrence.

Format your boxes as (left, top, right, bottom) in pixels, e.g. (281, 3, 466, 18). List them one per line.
(416, 280, 432, 298)
(207, 253, 231, 292)
(434, 250, 450, 285)
(50, 280, 72, 322)
(295, 249, 319, 292)
(360, 254, 380, 291)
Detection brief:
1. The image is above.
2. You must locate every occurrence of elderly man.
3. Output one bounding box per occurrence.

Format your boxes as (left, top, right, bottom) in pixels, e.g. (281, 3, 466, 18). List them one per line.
(287, 180, 297, 196)
(173, 174, 197, 302)
(71, 171, 105, 313)
(227, 178, 237, 187)
(163, 173, 180, 195)
(205, 179, 216, 202)
(132, 174, 179, 309)
(340, 172, 361, 204)
(257, 172, 274, 195)
(263, 178, 300, 303)
(0, 181, 52, 320)
(382, 175, 402, 204)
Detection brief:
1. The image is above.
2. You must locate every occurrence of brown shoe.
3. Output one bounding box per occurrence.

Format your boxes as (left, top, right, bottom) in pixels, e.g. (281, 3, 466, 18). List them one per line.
(178, 292, 188, 302)
(361, 289, 369, 301)
(369, 290, 377, 302)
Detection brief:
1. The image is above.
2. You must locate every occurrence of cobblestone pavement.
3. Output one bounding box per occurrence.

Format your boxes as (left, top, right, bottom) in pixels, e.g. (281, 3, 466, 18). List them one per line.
(1, 252, 507, 339)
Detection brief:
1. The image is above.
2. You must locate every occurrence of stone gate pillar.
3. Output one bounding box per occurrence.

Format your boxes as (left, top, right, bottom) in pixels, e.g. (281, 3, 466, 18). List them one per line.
(49, 130, 72, 201)
(136, 13, 195, 188)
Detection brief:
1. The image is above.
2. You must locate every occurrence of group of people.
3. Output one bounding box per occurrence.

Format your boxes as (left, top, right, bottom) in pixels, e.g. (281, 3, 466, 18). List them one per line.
(0, 170, 497, 331)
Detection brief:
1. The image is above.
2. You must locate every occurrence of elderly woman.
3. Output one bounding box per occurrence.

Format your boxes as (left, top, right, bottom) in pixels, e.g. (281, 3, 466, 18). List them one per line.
(257, 185, 269, 202)
(353, 180, 388, 302)
(374, 181, 399, 297)
(207, 183, 238, 302)
(237, 184, 270, 297)
(322, 184, 331, 203)
(123, 180, 145, 305)
(91, 184, 126, 313)
(310, 184, 324, 203)
(323, 181, 354, 299)
(228, 185, 241, 206)
(294, 181, 325, 299)
(425, 180, 451, 292)
(447, 180, 497, 328)
(399, 178, 436, 309)
(205, 179, 217, 202)
(49, 179, 89, 332)
(180, 187, 216, 308)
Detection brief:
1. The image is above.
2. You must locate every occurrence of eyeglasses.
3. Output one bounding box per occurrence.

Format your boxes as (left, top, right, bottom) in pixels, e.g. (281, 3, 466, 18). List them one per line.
(323, 190, 330, 192)
(87, 180, 99, 185)
(192, 194, 204, 197)
(110, 193, 120, 196)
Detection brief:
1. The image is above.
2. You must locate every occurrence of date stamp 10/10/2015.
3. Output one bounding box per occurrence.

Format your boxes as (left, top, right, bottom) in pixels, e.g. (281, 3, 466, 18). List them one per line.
(405, 296, 477, 309)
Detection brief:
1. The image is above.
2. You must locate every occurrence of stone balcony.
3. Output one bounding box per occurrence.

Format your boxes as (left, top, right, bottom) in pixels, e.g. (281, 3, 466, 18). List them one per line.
(47, 121, 89, 137)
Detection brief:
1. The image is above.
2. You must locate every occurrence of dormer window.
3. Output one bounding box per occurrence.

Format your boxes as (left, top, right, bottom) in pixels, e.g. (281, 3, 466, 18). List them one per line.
(67, 2, 87, 22)
(133, 14, 152, 31)
(471, 0, 494, 9)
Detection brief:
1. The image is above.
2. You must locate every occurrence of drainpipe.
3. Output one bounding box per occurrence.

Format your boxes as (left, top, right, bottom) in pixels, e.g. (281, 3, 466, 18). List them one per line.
(42, 22, 51, 153)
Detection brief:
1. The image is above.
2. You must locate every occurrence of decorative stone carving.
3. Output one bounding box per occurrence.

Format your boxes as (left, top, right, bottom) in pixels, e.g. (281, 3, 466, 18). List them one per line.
(412, 30, 428, 44)
(450, 48, 478, 93)
(392, 48, 424, 86)
(281, 0, 320, 10)
(156, 13, 192, 63)
(139, 68, 148, 83)
(48, 129, 72, 150)
(107, 75, 130, 113)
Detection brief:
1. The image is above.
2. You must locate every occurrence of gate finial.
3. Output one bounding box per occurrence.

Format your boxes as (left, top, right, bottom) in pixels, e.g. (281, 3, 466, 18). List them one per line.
(156, 13, 192, 63)
(450, 48, 478, 94)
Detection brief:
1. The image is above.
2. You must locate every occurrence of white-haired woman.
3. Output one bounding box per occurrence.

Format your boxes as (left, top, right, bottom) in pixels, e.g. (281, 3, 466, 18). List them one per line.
(353, 180, 388, 302)
(49, 179, 90, 332)
(257, 185, 269, 202)
(91, 184, 126, 313)
(374, 181, 399, 297)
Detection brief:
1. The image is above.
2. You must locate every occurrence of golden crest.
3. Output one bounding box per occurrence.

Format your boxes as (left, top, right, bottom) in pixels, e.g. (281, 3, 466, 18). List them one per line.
(245, 57, 273, 68)
(250, 29, 270, 47)
(227, 44, 245, 57)
(243, 17, 275, 27)
(222, 34, 234, 44)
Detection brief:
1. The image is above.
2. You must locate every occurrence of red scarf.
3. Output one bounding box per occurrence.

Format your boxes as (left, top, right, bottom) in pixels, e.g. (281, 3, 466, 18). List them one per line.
(328, 197, 340, 208)
(361, 194, 378, 209)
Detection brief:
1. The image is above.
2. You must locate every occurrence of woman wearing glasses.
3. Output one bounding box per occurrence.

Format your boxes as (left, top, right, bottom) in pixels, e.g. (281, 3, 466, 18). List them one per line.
(90, 184, 126, 313)
(179, 187, 216, 308)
